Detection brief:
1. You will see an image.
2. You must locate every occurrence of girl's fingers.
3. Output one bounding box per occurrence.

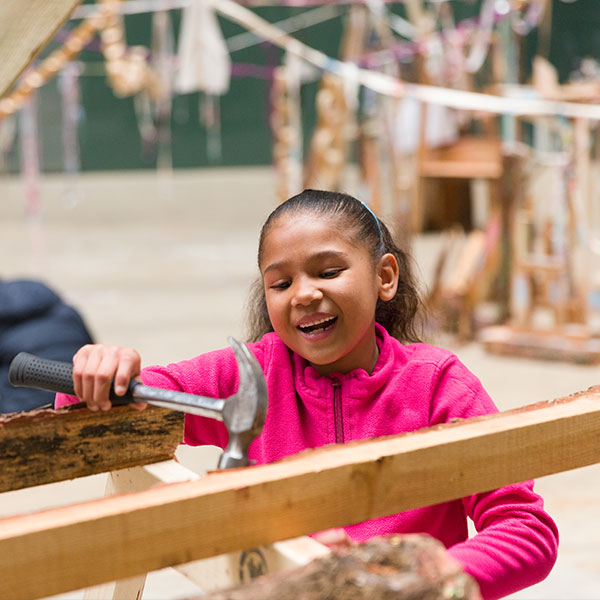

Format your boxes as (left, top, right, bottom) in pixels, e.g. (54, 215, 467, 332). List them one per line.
(113, 349, 141, 397)
(80, 350, 103, 411)
(94, 350, 122, 411)
(72, 345, 141, 412)
(72, 347, 86, 401)
(311, 528, 352, 550)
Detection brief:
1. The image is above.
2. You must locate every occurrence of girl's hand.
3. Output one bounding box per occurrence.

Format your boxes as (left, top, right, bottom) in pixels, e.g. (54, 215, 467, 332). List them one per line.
(72, 344, 142, 412)
(311, 528, 353, 551)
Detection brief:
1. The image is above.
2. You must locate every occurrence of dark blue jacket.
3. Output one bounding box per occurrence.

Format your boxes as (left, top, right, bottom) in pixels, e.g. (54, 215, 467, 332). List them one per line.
(0, 279, 93, 413)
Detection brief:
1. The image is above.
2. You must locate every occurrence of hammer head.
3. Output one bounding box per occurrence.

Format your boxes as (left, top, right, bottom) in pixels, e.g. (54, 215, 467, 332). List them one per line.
(218, 337, 268, 469)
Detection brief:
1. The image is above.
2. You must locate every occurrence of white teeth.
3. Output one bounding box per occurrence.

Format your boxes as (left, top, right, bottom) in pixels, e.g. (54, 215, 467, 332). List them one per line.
(299, 316, 336, 329)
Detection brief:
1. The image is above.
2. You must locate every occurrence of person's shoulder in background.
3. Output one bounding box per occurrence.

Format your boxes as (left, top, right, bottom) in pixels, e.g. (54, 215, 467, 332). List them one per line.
(0, 278, 94, 413)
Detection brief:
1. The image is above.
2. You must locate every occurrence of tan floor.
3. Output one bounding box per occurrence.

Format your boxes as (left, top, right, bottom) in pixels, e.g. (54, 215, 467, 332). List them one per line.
(1, 167, 598, 599)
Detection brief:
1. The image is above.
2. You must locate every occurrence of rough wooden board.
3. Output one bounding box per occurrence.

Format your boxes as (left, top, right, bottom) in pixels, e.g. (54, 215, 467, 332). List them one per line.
(0, 388, 599, 600)
(0, 404, 184, 493)
(196, 534, 481, 600)
(0, 0, 84, 97)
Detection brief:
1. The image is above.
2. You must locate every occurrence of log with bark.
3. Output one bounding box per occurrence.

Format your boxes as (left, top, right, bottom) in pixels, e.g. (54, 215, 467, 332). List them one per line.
(196, 534, 481, 600)
(0, 403, 184, 493)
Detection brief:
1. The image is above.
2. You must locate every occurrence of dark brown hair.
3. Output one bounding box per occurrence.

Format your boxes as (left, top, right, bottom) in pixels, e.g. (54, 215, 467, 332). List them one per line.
(245, 189, 423, 344)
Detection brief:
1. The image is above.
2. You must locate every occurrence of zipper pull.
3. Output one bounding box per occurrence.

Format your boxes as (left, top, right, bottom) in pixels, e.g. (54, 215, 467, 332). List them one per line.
(331, 376, 344, 444)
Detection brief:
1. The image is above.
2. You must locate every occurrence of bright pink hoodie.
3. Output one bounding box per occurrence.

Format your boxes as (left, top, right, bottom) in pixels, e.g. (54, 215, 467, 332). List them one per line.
(56, 324, 558, 599)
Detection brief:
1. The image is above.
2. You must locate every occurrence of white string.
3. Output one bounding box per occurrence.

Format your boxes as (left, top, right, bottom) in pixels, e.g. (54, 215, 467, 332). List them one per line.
(214, 0, 600, 121)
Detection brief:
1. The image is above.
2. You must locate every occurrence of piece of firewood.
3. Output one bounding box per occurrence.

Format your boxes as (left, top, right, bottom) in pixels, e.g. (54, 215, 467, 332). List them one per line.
(196, 534, 481, 600)
(0, 403, 183, 493)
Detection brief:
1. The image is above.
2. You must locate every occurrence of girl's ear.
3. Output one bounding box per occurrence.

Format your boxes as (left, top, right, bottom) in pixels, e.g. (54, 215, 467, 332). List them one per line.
(377, 253, 399, 301)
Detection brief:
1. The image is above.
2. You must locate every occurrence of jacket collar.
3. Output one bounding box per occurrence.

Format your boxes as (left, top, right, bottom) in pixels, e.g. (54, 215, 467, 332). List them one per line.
(291, 323, 397, 399)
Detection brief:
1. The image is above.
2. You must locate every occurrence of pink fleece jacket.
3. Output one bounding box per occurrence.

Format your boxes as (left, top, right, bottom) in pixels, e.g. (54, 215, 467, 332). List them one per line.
(56, 324, 558, 599)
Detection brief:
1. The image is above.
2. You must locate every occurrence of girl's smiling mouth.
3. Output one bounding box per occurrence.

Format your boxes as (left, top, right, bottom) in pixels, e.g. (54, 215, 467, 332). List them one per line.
(297, 315, 338, 336)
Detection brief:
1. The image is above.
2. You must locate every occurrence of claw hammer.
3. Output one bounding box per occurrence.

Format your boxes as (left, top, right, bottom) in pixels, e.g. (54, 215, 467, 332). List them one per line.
(8, 337, 268, 469)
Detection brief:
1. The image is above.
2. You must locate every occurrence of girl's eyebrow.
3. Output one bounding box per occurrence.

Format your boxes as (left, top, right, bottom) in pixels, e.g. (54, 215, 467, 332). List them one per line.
(263, 250, 348, 274)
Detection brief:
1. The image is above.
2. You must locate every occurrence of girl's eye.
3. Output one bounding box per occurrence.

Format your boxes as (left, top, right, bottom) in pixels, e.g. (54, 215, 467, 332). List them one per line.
(321, 269, 343, 279)
(270, 280, 291, 290)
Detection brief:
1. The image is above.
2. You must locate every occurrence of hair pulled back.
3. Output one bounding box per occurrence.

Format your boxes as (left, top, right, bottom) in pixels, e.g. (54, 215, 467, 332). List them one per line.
(246, 189, 422, 344)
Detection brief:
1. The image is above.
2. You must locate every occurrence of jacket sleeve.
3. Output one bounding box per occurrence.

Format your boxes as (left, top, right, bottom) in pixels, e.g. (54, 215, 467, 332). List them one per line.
(139, 346, 242, 449)
(429, 355, 559, 600)
(448, 483, 558, 600)
(56, 342, 267, 450)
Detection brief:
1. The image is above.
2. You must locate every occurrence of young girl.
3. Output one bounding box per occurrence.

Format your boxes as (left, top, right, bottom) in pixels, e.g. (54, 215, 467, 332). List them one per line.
(56, 189, 558, 600)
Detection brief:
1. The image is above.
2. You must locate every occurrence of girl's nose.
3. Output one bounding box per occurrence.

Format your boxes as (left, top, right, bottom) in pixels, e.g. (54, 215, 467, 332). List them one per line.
(291, 279, 323, 306)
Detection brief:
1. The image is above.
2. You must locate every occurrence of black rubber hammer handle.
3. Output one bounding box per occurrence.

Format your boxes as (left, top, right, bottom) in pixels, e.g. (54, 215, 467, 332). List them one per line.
(8, 352, 137, 403)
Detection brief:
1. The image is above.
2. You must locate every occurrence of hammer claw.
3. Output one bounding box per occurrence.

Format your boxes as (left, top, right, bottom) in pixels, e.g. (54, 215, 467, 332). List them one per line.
(218, 338, 268, 469)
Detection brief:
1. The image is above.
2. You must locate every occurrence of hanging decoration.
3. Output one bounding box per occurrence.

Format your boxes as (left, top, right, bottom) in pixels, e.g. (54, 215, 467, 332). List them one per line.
(303, 73, 350, 191)
(270, 53, 303, 203)
(0, 114, 17, 172)
(0, 15, 106, 122)
(99, 0, 163, 98)
(175, 0, 231, 96)
(464, 0, 496, 74)
(175, 0, 231, 163)
(151, 7, 175, 170)
(18, 90, 41, 220)
(59, 61, 83, 206)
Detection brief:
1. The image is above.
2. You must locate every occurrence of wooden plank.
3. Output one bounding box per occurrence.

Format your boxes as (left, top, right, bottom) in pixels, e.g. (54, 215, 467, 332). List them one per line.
(0, 389, 599, 600)
(81, 461, 328, 596)
(81, 462, 199, 600)
(0, 0, 84, 97)
(479, 325, 600, 364)
(419, 137, 504, 179)
(0, 404, 184, 493)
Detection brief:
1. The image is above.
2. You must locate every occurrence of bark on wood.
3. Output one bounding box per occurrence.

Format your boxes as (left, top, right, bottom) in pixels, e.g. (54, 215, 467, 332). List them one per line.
(0, 387, 598, 600)
(0, 403, 184, 493)
(197, 534, 481, 600)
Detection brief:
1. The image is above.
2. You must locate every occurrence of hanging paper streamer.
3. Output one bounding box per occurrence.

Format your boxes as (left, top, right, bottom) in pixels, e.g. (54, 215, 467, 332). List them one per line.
(511, 0, 546, 37)
(59, 61, 83, 207)
(175, 0, 231, 96)
(0, 115, 17, 172)
(134, 91, 158, 161)
(200, 93, 222, 163)
(152, 7, 175, 171)
(18, 90, 42, 221)
(465, 0, 495, 74)
(176, 0, 231, 162)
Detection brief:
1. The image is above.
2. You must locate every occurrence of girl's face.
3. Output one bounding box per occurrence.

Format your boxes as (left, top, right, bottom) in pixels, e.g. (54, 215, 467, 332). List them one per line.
(260, 212, 398, 375)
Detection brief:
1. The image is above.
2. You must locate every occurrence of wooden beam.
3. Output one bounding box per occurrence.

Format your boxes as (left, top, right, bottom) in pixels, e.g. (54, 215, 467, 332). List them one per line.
(0, 404, 184, 493)
(0, 0, 84, 97)
(0, 387, 599, 599)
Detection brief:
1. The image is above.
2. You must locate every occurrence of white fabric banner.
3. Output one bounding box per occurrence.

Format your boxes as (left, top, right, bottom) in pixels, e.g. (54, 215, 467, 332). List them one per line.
(175, 0, 231, 95)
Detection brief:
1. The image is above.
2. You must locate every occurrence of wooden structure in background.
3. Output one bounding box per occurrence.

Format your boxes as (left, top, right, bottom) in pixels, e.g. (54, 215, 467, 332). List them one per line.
(1, 386, 600, 599)
(302, 5, 367, 194)
(303, 73, 350, 192)
(480, 105, 600, 363)
(270, 63, 303, 204)
(413, 134, 504, 231)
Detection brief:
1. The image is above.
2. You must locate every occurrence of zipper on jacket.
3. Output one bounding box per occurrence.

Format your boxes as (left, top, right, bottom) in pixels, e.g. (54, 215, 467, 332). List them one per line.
(331, 377, 345, 444)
